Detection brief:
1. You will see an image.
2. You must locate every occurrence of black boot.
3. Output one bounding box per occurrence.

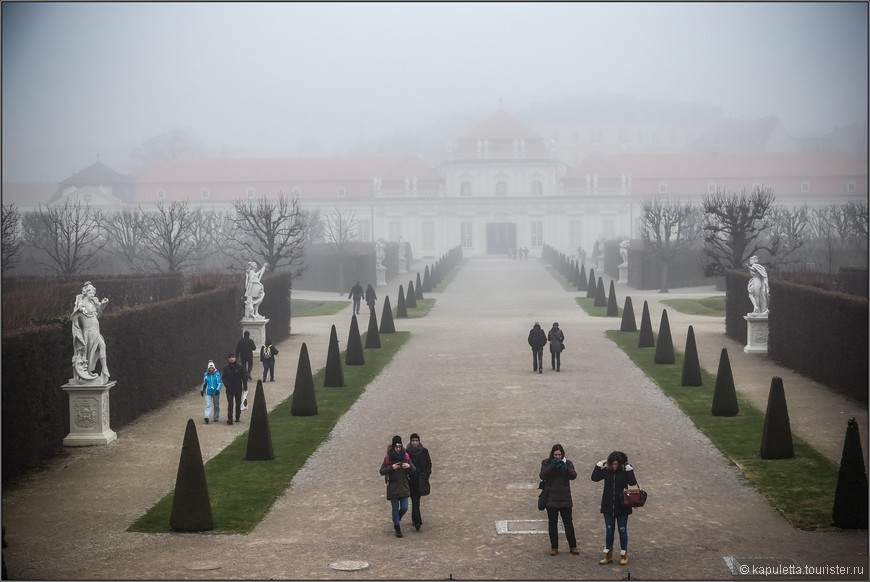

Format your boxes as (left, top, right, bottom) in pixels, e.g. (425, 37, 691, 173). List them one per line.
(394, 524, 403, 538)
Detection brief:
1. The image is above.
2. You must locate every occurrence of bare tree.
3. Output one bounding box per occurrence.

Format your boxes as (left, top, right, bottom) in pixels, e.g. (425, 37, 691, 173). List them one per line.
(22, 199, 106, 276)
(140, 201, 203, 273)
(230, 192, 307, 277)
(130, 127, 205, 175)
(764, 204, 810, 268)
(322, 207, 358, 293)
(1, 203, 22, 273)
(844, 201, 868, 241)
(701, 186, 776, 276)
(102, 208, 149, 272)
(639, 198, 700, 292)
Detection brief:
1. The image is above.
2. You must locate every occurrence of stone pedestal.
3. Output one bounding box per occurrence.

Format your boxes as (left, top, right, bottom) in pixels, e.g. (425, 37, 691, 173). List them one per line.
(743, 314, 769, 355)
(62, 380, 117, 446)
(240, 318, 269, 356)
(618, 265, 628, 284)
(398, 258, 407, 275)
(376, 265, 387, 287)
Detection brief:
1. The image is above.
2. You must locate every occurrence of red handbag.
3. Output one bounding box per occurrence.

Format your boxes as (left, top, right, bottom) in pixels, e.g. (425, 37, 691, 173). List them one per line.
(622, 484, 647, 508)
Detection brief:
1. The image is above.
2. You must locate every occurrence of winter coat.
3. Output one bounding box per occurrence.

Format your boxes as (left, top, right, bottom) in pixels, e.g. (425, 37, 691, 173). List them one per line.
(221, 361, 247, 393)
(202, 370, 222, 396)
(528, 325, 547, 351)
(406, 443, 432, 493)
(539, 458, 577, 509)
(379, 448, 417, 500)
(591, 462, 638, 516)
(365, 285, 377, 307)
(260, 343, 278, 362)
(236, 337, 256, 362)
(349, 283, 364, 300)
(548, 326, 564, 353)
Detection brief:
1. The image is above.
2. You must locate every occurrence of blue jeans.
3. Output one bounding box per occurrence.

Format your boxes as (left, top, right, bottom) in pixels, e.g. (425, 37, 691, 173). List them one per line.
(603, 514, 628, 550)
(262, 360, 274, 381)
(390, 497, 409, 526)
(204, 393, 220, 421)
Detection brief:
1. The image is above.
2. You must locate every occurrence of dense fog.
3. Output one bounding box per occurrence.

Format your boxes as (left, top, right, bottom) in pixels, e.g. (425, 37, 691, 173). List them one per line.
(2, 2, 867, 182)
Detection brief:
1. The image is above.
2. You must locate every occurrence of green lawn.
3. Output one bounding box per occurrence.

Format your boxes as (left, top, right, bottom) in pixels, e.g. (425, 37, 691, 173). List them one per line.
(129, 331, 412, 534)
(660, 296, 726, 317)
(395, 298, 436, 319)
(575, 296, 622, 318)
(606, 329, 839, 531)
(290, 298, 349, 317)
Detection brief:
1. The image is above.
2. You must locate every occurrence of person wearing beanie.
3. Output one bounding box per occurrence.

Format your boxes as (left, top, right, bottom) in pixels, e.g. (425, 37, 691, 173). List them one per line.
(591, 451, 638, 566)
(527, 322, 547, 373)
(406, 433, 432, 531)
(379, 435, 417, 537)
(540, 444, 579, 556)
(201, 360, 222, 424)
(547, 322, 565, 372)
(260, 338, 278, 382)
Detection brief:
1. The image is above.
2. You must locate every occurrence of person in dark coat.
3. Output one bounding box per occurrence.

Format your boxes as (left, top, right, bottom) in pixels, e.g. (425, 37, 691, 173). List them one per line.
(539, 444, 579, 556)
(235, 331, 256, 380)
(379, 435, 417, 538)
(221, 353, 247, 425)
(260, 338, 278, 382)
(365, 284, 378, 314)
(527, 322, 547, 373)
(406, 433, 432, 531)
(547, 322, 564, 371)
(591, 451, 638, 566)
(349, 281, 364, 315)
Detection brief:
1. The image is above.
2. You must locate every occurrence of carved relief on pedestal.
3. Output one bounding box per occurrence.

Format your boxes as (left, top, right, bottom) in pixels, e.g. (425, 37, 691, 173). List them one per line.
(74, 397, 100, 429)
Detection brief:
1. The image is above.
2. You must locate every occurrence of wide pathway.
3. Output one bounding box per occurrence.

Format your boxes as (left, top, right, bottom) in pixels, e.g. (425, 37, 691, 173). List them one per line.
(2, 257, 867, 580)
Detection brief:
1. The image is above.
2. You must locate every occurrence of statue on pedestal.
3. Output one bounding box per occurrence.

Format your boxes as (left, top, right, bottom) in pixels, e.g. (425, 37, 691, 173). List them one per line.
(376, 241, 385, 269)
(619, 239, 630, 267)
(244, 261, 268, 319)
(70, 281, 110, 382)
(746, 255, 770, 315)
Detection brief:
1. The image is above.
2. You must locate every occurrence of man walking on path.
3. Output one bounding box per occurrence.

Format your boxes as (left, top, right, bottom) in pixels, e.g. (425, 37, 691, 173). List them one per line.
(222, 352, 246, 425)
(349, 281, 364, 315)
(235, 331, 256, 381)
(527, 321, 547, 373)
(547, 321, 564, 371)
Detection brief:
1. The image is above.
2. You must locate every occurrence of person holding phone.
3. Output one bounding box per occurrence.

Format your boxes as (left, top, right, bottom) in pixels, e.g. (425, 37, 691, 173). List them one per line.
(539, 444, 579, 556)
(379, 435, 417, 538)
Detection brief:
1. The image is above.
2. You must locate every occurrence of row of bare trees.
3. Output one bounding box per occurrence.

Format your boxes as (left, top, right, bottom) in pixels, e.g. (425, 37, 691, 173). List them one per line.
(0, 192, 339, 277)
(638, 187, 868, 292)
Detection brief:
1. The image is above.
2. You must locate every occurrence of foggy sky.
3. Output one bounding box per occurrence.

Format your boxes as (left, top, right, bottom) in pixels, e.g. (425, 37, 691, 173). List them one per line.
(2, 2, 867, 182)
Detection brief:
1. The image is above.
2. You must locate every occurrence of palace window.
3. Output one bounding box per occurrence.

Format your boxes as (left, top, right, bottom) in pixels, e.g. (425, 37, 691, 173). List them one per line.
(495, 181, 508, 197)
(530, 221, 543, 247)
(389, 221, 401, 242)
(602, 219, 615, 240)
(658, 182, 669, 194)
(531, 180, 543, 196)
(337, 186, 346, 198)
(247, 187, 256, 199)
(801, 181, 810, 193)
(460, 181, 472, 197)
(707, 182, 717, 194)
(357, 219, 371, 242)
(461, 222, 473, 248)
(422, 221, 435, 249)
(200, 189, 210, 200)
(847, 181, 857, 193)
(568, 220, 582, 250)
(156, 189, 166, 200)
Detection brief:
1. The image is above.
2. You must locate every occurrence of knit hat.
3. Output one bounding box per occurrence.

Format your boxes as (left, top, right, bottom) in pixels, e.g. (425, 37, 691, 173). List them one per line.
(553, 322, 559, 327)
(409, 433, 420, 441)
(391, 435, 403, 447)
(207, 360, 215, 369)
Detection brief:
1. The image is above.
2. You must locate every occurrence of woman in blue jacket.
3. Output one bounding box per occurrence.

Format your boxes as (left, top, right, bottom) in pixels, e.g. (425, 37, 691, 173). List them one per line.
(591, 451, 638, 566)
(201, 360, 222, 424)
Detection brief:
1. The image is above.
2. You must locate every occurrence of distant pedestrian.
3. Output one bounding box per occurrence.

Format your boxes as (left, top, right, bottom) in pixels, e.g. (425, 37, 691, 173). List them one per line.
(406, 433, 432, 531)
(365, 283, 378, 314)
(201, 360, 222, 424)
(222, 352, 246, 425)
(349, 281, 364, 315)
(235, 331, 256, 381)
(527, 322, 547, 373)
(591, 451, 638, 566)
(260, 338, 278, 382)
(548, 322, 564, 371)
(379, 435, 416, 538)
(539, 444, 579, 556)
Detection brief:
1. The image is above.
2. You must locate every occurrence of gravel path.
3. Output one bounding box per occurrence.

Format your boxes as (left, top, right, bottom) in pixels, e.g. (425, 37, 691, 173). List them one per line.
(2, 257, 866, 580)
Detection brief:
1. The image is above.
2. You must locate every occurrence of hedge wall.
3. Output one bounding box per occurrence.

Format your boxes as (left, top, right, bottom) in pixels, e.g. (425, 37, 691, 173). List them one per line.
(292, 241, 403, 292)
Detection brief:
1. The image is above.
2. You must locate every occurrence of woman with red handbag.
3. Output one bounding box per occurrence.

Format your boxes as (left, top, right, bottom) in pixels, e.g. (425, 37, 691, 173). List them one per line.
(591, 451, 638, 566)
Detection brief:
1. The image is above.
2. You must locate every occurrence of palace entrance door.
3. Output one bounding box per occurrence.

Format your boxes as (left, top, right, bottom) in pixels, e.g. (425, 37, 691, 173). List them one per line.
(486, 223, 517, 255)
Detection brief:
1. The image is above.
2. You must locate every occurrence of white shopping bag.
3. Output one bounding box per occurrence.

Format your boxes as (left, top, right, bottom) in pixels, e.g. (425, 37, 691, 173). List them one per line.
(241, 389, 248, 411)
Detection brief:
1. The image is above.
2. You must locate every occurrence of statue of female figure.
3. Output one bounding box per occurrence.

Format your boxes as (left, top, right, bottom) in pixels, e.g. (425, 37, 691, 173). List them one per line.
(70, 281, 110, 382)
(746, 255, 770, 315)
(244, 261, 268, 319)
(376, 241, 386, 269)
(619, 239, 630, 267)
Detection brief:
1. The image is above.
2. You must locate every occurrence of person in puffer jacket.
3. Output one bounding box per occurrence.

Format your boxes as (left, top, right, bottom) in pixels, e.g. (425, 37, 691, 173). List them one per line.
(201, 360, 222, 424)
(591, 450, 638, 566)
(379, 435, 416, 538)
(539, 444, 578, 556)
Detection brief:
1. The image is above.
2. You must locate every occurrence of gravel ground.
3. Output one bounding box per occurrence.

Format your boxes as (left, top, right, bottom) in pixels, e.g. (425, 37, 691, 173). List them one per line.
(2, 257, 867, 581)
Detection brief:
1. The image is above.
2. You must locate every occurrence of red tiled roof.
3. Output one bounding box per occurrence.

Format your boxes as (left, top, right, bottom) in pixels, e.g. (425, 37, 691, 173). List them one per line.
(138, 156, 438, 184)
(59, 161, 133, 186)
(459, 109, 542, 141)
(566, 152, 867, 180)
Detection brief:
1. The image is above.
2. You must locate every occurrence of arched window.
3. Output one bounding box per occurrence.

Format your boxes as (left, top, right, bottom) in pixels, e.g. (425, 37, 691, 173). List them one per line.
(496, 181, 507, 196)
(337, 186, 346, 198)
(460, 181, 472, 197)
(531, 180, 543, 196)
(156, 189, 166, 200)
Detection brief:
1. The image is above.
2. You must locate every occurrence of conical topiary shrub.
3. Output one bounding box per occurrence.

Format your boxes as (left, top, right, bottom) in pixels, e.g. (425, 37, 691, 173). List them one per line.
(245, 380, 274, 460)
(422, 265, 432, 292)
(620, 296, 637, 332)
(573, 264, 582, 288)
(415, 273, 424, 299)
(760, 376, 794, 459)
(406, 281, 417, 308)
(711, 348, 739, 416)
(380, 295, 396, 333)
(833, 417, 869, 528)
(169, 419, 213, 531)
(586, 268, 596, 299)
(680, 325, 702, 386)
(365, 308, 381, 349)
(578, 263, 587, 291)
(291, 343, 318, 416)
(345, 314, 365, 365)
(654, 309, 675, 364)
(606, 280, 619, 317)
(594, 277, 607, 307)
(396, 285, 408, 318)
(323, 325, 345, 387)
(638, 300, 655, 348)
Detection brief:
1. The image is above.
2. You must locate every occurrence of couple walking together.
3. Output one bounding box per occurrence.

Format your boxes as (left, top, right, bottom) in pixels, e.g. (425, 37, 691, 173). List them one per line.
(528, 322, 564, 373)
(378, 434, 432, 538)
(539, 445, 639, 565)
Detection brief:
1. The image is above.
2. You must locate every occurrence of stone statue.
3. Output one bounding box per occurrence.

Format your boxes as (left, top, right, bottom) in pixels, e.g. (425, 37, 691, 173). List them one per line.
(619, 239, 630, 267)
(398, 237, 406, 262)
(244, 261, 268, 319)
(376, 241, 385, 269)
(746, 255, 770, 315)
(70, 281, 110, 382)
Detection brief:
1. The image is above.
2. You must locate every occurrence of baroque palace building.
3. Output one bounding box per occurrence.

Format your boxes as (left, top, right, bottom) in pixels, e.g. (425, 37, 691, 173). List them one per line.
(30, 108, 868, 260)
